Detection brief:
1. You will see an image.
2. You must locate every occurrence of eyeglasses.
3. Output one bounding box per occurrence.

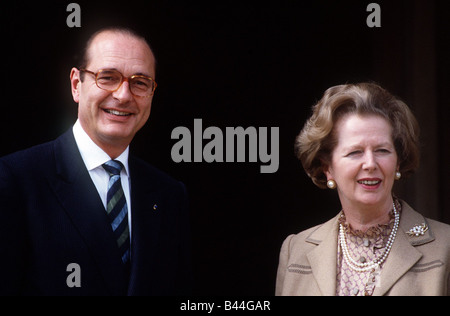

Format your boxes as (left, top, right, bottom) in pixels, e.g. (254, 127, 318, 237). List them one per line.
(80, 68, 157, 97)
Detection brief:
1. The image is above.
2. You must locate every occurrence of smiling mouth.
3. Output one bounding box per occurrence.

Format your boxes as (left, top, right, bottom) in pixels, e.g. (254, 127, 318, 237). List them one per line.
(357, 180, 381, 186)
(104, 109, 132, 117)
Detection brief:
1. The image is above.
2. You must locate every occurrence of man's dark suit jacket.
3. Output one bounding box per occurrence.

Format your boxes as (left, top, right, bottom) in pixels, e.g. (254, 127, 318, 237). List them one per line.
(0, 129, 192, 295)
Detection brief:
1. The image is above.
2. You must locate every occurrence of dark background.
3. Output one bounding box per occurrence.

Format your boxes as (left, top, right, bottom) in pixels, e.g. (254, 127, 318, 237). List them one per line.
(1, 0, 449, 295)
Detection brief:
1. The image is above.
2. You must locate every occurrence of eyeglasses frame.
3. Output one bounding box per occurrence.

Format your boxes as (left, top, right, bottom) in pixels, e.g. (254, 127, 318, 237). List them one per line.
(79, 68, 157, 97)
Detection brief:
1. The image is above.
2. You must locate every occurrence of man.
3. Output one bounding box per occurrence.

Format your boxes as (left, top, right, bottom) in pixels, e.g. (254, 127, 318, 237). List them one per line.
(0, 27, 192, 295)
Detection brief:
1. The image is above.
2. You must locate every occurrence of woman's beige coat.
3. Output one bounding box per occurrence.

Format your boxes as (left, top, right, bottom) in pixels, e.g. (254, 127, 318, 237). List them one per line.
(276, 200, 450, 296)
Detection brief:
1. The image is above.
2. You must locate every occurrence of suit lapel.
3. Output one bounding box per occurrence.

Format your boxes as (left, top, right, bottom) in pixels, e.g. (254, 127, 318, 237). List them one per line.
(47, 130, 127, 295)
(129, 173, 163, 266)
(306, 215, 339, 296)
(127, 156, 163, 295)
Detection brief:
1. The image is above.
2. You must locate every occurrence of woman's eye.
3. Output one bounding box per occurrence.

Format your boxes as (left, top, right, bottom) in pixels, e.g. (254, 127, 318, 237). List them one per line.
(347, 151, 362, 157)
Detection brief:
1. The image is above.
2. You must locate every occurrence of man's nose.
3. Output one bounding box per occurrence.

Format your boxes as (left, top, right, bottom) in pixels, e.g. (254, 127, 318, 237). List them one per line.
(112, 81, 134, 103)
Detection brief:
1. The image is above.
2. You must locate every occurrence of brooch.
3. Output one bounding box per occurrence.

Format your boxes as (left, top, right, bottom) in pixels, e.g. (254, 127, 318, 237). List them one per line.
(406, 223, 429, 237)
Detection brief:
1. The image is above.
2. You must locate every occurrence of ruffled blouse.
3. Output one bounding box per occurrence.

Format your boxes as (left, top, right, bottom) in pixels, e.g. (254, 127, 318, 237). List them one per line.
(336, 199, 402, 296)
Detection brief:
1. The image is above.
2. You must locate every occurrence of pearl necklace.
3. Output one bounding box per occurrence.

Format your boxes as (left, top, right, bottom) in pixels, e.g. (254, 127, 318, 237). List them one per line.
(338, 202, 400, 272)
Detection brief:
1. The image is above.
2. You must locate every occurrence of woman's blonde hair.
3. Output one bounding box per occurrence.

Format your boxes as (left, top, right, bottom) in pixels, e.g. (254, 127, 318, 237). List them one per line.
(295, 82, 420, 189)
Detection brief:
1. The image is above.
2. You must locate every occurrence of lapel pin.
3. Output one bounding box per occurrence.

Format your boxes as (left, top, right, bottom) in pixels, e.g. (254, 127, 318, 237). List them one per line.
(406, 223, 429, 237)
(153, 204, 158, 211)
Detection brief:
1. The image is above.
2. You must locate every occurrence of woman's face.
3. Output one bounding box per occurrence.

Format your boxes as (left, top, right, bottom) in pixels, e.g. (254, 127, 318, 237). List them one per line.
(325, 114, 399, 211)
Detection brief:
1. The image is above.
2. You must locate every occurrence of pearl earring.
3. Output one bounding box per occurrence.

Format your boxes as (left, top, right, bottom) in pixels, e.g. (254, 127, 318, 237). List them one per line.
(327, 180, 337, 189)
(395, 171, 401, 180)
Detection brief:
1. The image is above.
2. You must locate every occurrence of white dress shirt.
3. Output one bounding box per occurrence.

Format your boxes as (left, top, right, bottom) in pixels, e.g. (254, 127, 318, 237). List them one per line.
(72, 119, 132, 236)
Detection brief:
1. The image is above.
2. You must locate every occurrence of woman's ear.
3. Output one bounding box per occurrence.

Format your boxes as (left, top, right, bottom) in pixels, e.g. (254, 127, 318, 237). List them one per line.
(322, 161, 333, 181)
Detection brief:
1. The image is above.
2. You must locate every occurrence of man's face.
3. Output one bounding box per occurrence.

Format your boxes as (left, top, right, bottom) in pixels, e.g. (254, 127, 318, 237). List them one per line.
(71, 32, 156, 154)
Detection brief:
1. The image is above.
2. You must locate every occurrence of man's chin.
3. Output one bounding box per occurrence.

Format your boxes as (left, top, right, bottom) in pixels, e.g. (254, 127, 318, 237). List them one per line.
(98, 127, 135, 144)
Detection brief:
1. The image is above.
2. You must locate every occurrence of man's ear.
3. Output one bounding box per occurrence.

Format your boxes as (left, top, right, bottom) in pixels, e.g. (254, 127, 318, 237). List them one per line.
(70, 67, 81, 103)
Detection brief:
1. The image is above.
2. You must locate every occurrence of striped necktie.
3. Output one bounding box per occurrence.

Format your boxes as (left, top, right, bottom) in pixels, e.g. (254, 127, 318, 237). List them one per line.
(102, 160, 130, 264)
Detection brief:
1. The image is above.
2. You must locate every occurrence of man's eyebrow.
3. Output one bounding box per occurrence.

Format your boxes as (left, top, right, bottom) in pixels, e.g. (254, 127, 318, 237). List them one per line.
(101, 67, 119, 71)
(134, 72, 153, 78)
(101, 68, 152, 77)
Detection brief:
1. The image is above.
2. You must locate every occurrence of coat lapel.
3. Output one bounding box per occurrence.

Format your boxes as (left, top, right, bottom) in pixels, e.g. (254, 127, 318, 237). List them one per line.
(47, 130, 128, 295)
(372, 229, 422, 295)
(373, 201, 434, 296)
(305, 201, 434, 296)
(306, 215, 339, 296)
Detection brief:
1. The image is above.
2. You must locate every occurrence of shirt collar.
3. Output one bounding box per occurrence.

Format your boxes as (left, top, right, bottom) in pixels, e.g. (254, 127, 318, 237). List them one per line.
(72, 119, 130, 176)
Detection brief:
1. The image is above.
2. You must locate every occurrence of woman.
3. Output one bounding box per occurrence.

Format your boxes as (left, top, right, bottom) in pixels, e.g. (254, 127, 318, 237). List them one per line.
(276, 83, 450, 296)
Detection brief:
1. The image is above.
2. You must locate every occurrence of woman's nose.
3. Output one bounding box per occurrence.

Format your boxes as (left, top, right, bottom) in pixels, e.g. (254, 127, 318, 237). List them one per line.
(362, 151, 377, 171)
